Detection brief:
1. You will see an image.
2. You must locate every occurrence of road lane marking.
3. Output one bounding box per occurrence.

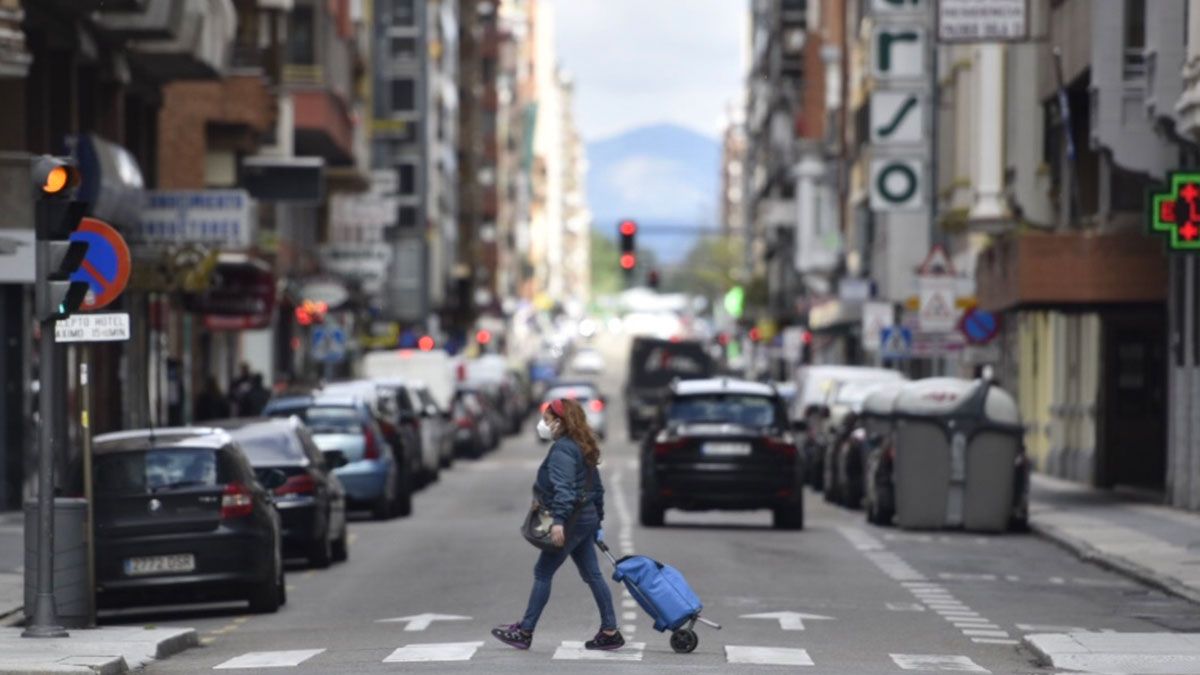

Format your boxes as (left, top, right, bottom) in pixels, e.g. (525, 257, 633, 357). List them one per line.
(970, 638, 1018, 645)
(382, 642, 484, 663)
(553, 640, 645, 661)
(377, 613, 472, 631)
(1015, 623, 1096, 633)
(890, 654, 989, 672)
(725, 646, 813, 666)
(214, 649, 326, 669)
(741, 611, 834, 631)
(200, 637, 215, 646)
(622, 599, 638, 609)
(938, 572, 996, 582)
(887, 602, 926, 611)
(960, 624, 1008, 634)
(622, 624, 636, 634)
(623, 611, 637, 621)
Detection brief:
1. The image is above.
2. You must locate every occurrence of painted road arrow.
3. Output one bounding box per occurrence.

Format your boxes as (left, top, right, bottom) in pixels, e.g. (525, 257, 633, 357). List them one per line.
(740, 611, 835, 631)
(377, 613, 472, 631)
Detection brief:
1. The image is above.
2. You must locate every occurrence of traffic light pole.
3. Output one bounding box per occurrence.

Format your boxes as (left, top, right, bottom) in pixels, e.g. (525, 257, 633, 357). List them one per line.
(24, 308, 67, 637)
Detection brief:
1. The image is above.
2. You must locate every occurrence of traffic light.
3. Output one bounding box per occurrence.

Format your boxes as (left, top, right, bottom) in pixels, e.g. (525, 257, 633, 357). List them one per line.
(618, 219, 637, 271)
(647, 269, 660, 289)
(31, 156, 88, 321)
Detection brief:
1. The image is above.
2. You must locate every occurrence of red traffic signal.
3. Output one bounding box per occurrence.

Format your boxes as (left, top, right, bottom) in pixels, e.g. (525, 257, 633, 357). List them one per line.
(619, 220, 637, 237)
(476, 329, 492, 345)
(749, 327, 762, 342)
(619, 253, 636, 270)
(418, 335, 435, 352)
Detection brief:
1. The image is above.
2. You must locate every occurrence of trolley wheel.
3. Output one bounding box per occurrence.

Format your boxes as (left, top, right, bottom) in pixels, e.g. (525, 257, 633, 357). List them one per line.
(670, 628, 698, 654)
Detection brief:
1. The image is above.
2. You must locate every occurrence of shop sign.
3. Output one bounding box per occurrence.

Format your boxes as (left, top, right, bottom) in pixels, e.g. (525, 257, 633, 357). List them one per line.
(870, 158, 924, 210)
(132, 190, 255, 249)
(938, 0, 1028, 43)
(1150, 172, 1200, 252)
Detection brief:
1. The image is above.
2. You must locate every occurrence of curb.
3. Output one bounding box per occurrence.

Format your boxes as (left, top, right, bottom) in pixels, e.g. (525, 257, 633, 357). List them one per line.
(152, 628, 200, 660)
(1030, 516, 1200, 607)
(0, 606, 21, 629)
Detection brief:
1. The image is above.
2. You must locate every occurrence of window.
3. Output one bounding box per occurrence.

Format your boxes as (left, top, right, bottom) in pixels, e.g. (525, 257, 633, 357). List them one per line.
(94, 449, 229, 494)
(397, 163, 417, 195)
(288, 6, 316, 65)
(1125, 0, 1146, 50)
(398, 206, 419, 228)
(667, 394, 781, 428)
(391, 79, 416, 112)
(394, 0, 416, 26)
(391, 37, 417, 59)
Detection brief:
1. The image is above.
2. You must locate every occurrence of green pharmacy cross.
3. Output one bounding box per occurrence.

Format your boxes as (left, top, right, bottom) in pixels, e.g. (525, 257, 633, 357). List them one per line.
(1151, 172, 1200, 251)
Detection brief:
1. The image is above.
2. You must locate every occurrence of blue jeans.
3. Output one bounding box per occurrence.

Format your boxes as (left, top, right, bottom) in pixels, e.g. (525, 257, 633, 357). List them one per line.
(520, 513, 617, 632)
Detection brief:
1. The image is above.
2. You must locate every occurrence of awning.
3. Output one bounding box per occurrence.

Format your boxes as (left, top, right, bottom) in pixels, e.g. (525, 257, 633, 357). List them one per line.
(240, 156, 325, 203)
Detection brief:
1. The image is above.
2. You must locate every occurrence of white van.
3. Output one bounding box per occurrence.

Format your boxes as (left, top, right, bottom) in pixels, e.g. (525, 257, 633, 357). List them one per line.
(361, 350, 459, 412)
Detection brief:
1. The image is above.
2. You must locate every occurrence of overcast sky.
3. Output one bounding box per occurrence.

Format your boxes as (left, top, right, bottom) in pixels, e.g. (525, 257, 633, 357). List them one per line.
(553, 0, 746, 143)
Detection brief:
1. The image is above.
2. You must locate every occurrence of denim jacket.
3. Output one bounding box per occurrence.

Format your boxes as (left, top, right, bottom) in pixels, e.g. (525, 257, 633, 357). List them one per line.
(533, 437, 604, 526)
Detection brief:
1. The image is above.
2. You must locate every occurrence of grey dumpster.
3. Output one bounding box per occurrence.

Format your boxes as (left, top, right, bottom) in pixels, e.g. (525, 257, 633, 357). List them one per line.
(861, 382, 906, 525)
(892, 379, 1023, 532)
(24, 498, 89, 628)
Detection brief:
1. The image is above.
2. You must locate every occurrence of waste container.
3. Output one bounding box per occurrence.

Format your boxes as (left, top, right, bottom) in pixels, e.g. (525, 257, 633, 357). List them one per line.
(861, 382, 906, 525)
(891, 378, 1024, 532)
(24, 498, 89, 628)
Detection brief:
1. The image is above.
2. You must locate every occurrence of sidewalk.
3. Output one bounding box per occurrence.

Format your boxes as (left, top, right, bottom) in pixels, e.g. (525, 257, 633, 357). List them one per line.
(0, 626, 197, 674)
(1029, 473, 1200, 606)
(0, 511, 23, 625)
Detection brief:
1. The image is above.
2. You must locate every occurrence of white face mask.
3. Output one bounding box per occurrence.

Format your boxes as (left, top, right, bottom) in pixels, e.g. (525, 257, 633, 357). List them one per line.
(536, 418, 554, 441)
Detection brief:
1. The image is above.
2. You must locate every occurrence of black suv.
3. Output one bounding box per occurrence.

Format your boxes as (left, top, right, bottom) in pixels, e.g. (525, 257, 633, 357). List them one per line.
(640, 378, 804, 530)
(625, 337, 715, 440)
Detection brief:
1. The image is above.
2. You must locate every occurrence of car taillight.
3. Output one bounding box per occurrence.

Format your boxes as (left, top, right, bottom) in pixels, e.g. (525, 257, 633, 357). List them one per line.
(221, 482, 254, 519)
(589, 399, 604, 412)
(363, 425, 381, 460)
(455, 416, 472, 429)
(885, 444, 896, 461)
(765, 437, 797, 457)
(275, 474, 316, 497)
(653, 438, 687, 457)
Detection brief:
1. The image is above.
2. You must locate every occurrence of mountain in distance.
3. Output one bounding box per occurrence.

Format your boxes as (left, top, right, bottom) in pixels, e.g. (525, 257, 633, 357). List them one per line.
(585, 123, 720, 265)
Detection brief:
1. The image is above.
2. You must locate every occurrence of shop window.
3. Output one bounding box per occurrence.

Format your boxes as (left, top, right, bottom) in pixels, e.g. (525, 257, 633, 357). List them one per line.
(398, 206, 419, 228)
(391, 79, 416, 113)
(288, 6, 315, 65)
(397, 163, 417, 195)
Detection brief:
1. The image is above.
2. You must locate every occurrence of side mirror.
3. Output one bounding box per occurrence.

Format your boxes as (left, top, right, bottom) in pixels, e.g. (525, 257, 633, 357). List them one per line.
(259, 468, 288, 490)
(322, 449, 350, 469)
(791, 419, 808, 433)
(424, 404, 440, 418)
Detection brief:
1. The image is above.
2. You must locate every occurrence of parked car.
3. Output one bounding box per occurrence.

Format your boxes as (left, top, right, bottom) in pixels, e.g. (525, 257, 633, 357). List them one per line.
(321, 379, 429, 487)
(459, 383, 508, 449)
(625, 337, 717, 441)
(451, 387, 495, 458)
(403, 379, 455, 469)
(362, 348, 457, 414)
(823, 381, 906, 509)
(793, 366, 906, 490)
(466, 356, 527, 434)
(211, 417, 348, 568)
(86, 427, 287, 613)
(569, 348, 606, 374)
(639, 378, 804, 530)
(541, 381, 608, 439)
(263, 394, 410, 518)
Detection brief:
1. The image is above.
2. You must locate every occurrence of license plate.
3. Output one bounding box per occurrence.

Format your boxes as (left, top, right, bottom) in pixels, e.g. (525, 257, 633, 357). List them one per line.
(702, 442, 752, 456)
(124, 554, 195, 576)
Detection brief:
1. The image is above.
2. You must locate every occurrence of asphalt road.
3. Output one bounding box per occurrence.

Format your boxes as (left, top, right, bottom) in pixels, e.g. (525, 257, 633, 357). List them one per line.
(129, 340, 1200, 674)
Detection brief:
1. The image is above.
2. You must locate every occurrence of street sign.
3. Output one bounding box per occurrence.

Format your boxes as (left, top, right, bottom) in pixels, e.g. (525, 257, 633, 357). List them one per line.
(917, 244, 956, 276)
(871, 25, 926, 80)
(918, 275, 958, 333)
(880, 326, 913, 360)
(870, 158, 925, 210)
(871, 90, 925, 145)
(959, 306, 1001, 345)
(862, 301, 894, 352)
(937, 0, 1028, 43)
(311, 326, 347, 364)
(69, 217, 131, 311)
(54, 312, 130, 343)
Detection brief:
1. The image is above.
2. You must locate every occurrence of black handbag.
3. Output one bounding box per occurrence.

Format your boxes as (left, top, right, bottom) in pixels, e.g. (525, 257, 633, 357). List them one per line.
(521, 459, 593, 552)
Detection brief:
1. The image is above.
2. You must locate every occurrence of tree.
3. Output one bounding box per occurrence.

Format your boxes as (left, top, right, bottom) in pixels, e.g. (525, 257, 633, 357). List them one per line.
(662, 235, 742, 303)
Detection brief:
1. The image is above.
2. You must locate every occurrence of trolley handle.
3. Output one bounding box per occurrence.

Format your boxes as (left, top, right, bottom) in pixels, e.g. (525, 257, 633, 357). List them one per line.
(595, 538, 618, 567)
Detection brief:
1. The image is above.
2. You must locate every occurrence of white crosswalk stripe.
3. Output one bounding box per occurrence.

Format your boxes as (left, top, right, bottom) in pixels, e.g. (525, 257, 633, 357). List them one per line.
(552, 640, 646, 661)
(213, 649, 326, 669)
(725, 645, 814, 666)
(382, 641, 484, 663)
(890, 654, 990, 672)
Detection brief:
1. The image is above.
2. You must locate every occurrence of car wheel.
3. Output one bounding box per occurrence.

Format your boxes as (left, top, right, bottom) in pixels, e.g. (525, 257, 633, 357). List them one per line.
(248, 561, 283, 613)
(773, 499, 804, 530)
(393, 467, 413, 518)
(308, 530, 333, 569)
(639, 492, 665, 527)
(373, 471, 396, 520)
(332, 525, 349, 562)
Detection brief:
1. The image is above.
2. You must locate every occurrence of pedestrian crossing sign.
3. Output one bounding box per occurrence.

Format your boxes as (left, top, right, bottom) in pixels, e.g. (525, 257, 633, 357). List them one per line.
(880, 326, 913, 360)
(312, 326, 347, 363)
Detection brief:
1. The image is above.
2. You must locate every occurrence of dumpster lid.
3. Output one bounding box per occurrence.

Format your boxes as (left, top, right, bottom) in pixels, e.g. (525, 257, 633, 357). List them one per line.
(860, 381, 909, 417)
(894, 378, 1022, 427)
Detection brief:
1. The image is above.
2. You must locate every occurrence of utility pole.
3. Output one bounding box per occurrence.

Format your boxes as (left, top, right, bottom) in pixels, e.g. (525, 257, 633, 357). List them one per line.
(24, 156, 88, 639)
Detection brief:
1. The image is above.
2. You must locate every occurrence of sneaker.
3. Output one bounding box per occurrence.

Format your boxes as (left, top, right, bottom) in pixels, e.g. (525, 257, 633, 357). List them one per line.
(585, 630, 625, 651)
(491, 623, 532, 650)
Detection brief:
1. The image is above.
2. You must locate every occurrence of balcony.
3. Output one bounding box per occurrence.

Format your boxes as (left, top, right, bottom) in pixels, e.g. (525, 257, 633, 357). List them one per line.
(293, 89, 355, 165)
(976, 230, 1167, 313)
(97, 0, 237, 81)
